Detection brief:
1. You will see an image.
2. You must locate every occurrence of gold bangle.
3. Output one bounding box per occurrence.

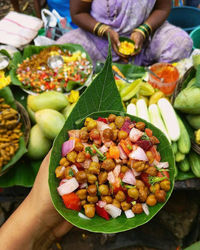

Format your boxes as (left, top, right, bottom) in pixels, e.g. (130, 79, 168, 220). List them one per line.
(133, 28, 146, 39)
(98, 24, 110, 37)
(93, 22, 101, 34)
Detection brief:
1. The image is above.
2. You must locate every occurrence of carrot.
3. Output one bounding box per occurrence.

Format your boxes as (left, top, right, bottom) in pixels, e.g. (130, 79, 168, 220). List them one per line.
(109, 146, 120, 159)
(145, 128, 153, 137)
(120, 139, 132, 156)
(150, 146, 161, 162)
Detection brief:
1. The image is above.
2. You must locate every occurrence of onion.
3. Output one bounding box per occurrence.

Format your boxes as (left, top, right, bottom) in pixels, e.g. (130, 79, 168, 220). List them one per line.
(59, 178, 68, 186)
(113, 165, 121, 177)
(78, 212, 91, 220)
(118, 145, 127, 159)
(132, 168, 141, 177)
(62, 139, 75, 157)
(125, 209, 135, 219)
(142, 203, 149, 216)
(83, 159, 91, 169)
(57, 177, 79, 196)
(104, 141, 114, 148)
(107, 171, 115, 184)
(129, 128, 143, 142)
(122, 170, 136, 185)
(80, 183, 87, 189)
(97, 200, 106, 208)
(129, 146, 148, 161)
(68, 130, 80, 138)
(92, 155, 99, 163)
(155, 161, 169, 169)
(97, 121, 110, 132)
(105, 204, 122, 218)
(99, 145, 108, 154)
(71, 165, 78, 173)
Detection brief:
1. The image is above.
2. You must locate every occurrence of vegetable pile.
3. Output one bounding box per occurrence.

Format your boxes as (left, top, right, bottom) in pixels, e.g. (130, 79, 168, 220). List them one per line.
(16, 46, 92, 93)
(55, 114, 171, 220)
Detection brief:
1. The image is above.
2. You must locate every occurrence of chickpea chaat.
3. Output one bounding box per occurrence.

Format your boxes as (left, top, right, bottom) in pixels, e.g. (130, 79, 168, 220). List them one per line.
(55, 114, 171, 220)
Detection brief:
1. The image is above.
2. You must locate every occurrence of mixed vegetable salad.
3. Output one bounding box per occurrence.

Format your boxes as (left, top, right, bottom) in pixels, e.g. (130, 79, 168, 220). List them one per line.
(55, 115, 171, 220)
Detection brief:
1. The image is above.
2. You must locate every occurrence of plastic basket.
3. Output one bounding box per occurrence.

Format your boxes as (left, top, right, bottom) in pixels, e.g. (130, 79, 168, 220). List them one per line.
(190, 26, 200, 49)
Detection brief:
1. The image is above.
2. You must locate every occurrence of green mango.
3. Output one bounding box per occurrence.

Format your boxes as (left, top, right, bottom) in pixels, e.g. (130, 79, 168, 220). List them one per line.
(62, 103, 76, 119)
(35, 109, 65, 139)
(27, 91, 68, 112)
(186, 78, 196, 88)
(186, 114, 200, 129)
(27, 105, 36, 124)
(27, 125, 52, 160)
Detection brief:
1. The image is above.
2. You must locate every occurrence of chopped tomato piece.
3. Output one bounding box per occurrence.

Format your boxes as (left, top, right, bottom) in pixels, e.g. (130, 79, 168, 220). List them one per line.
(97, 117, 108, 124)
(135, 140, 152, 151)
(62, 193, 81, 211)
(157, 171, 170, 179)
(75, 162, 84, 170)
(109, 146, 120, 159)
(145, 128, 153, 137)
(96, 205, 110, 220)
(140, 172, 151, 188)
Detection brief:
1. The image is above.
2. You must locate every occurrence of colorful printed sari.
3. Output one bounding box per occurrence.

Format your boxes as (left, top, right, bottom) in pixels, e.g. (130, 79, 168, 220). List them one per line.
(57, 0, 192, 65)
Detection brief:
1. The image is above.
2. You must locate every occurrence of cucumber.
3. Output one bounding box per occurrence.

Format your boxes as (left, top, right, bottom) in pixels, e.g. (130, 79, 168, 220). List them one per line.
(171, 142, 178, 155)
(177, 115, 191, 154)
(176, 170, 196, 181)
(188, 150, 200, 177)
(175, 152, 185, 162)
(177, 158, 190, 172)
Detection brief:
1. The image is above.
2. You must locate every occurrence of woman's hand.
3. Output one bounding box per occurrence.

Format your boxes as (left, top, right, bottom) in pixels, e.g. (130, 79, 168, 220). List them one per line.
(130, 31, 145, 52)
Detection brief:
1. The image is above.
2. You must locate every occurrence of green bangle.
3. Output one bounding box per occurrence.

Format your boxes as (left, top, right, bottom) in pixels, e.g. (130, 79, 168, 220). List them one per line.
(143, 23, 152, 35)
(138, 26, 149, 38)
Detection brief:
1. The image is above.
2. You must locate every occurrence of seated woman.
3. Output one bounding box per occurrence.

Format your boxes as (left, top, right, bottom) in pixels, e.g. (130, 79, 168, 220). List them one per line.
(57, 0, 193, 65)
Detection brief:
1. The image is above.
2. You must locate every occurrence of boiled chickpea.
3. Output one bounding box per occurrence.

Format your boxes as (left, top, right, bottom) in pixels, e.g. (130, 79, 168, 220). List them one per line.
(118, 130, 128, 140)
(87, 195, 98, 203)
(102, 196, 113, 204)
(84, 117, 93, 126)
(67, 151, 77, 163)
(121, 166, 129, 173)
(146, 194, 157, 206)
(150, 183, 160, 193)
(108, 114, 116, 123)
(76, 189, 87, 200)
(112, 199, 121, 209)
(84, 204, 95, 218)
(155, 190, 166, 203)
(65, 167, 75, 179)
(102, 158, 115, 171)
(160, 180, 171, 192)
(89, 129, 100, 140)
(135, 121, 145, 131)
(74, 141, 84, 152)
(138, 187, 148, 202)
(87, 120, 97, 131)
(128, 188, 139, 200)
(121, 201, 131, 211)
(135, 180, 145, 189)
(87, 185, 97, 196)
(75, 171, 87, 184)
(81, 200, 87, 206)
(115, 116, 125, 129)
(115, 190, 126, 202)
(132, 203, 143, 214)
(98, 171, 108, 184)
(103, 128, 113, 141)
(112, 129, 119, 141)
(55, 166, 65, 179)
(146, 151, 154, 164)
(145, 166, 158, 176)
(59, 157, 69, 167)
(109, 122, 116, 130)
(88, 162, 100, 175)
(99, 184, 109, 196)
(87, 174, 97, 184)
(77, 152, 86, 163)
(132, 161, 145, 172)
(79, 130, 89, 142)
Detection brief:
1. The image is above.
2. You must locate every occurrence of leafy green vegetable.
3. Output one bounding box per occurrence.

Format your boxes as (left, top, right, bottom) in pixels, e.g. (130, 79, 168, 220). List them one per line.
(85, 147, 95, 156)
(92, 144, 106, 161)
(149, 176, 168, 185)
(113, 63, 146, 80)
(141, 133, 150, 141)
(49, 42, 175, 233)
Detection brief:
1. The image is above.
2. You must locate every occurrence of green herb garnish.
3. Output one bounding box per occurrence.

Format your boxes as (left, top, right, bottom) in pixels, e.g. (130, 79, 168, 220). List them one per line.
(68, 168, 74, 177)
(149, 176, 167, 185)
(141, 133, 150, 141)
(125, 185, 136, 189)
(131, 201, 136, 206)
(96, 181, 100, 196)
(85, 146, 95, 156)
(127, 144, 132, 151)
(92, 144, 106, 161)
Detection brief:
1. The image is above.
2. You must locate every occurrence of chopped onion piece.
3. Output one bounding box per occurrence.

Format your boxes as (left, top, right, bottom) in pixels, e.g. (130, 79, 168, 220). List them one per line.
(129, 146, 148, 161)
(83, 159, 91, 169)
(62, 139, 75, 157)
(122, 170, 136, 185)
(125, 209, 135, 219)
(68, 130, 80, 138)
(71, 165, 78, 173)
(59, 179, 68, 186)
(97, 121, 110, 132)
(107, 171, 115, 184)
(132, 168, 141, 177)
(97, 200, 106, 208)
(113, 165, 121, 177)
(142, 203, 149, 216)
(78, 212, 91, 220)
(57, 178, 79, 196)
(156, 162, 169, 169)
(92, 155, 99, 163)
(99, 145, 108, 154)
(80, 183, 87, 189)
(105, 204, 122, 218)
(118, 145, 127, 159)
(129, 128, 143, 142)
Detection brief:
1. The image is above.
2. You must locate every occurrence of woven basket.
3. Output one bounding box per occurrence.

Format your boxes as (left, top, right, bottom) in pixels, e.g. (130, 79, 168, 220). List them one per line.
(172, 66, 200, 155)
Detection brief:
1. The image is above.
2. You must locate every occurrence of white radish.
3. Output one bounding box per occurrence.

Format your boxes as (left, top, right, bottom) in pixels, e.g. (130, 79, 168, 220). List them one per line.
(136, 99, 150, 122)
(127, 103, 137, 116)
(149, 104, 171, 142)
(158, 98, 180, 141)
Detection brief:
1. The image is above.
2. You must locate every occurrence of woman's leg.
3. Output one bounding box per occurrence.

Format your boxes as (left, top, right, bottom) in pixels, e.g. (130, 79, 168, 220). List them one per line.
(135, 22, 193, 66)
(57, 28, 104, 64)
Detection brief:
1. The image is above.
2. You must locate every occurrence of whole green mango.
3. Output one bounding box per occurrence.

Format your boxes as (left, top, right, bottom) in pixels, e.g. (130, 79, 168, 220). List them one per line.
(186, 114, 200, 129)
(27, 125, 52, 160)
(27, 105, 36, 124)
(35, 109, 65, 139)
(62, 103, 76, 119)
(27, 91, 68, 112)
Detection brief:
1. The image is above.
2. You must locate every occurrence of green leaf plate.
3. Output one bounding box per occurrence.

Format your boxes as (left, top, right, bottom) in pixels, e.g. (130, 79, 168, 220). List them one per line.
(10, 44, 93, 94)
(49, 40, 175, 233)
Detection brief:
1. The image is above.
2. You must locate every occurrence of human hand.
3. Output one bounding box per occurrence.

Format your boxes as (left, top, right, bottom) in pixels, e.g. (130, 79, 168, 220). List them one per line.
(130, 31, 145, 53)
